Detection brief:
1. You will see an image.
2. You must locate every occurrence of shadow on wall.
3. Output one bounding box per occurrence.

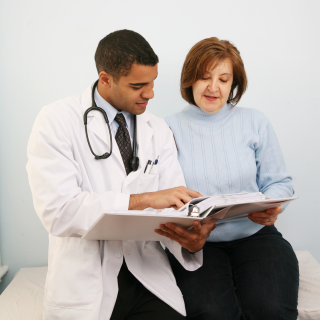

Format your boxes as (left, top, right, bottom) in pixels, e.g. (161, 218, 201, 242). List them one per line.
(0, 253, 9, 286)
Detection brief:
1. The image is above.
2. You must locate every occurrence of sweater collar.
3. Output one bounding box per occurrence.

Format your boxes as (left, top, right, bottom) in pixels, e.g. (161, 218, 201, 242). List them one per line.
(182, 103, 233, 125)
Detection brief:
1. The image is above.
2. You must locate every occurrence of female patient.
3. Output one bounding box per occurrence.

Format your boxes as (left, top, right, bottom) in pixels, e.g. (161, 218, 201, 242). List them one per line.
(164, 38, 299, 320)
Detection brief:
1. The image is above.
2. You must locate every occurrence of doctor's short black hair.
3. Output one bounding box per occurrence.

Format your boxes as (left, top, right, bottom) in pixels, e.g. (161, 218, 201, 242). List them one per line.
(95, 30, 159, 81)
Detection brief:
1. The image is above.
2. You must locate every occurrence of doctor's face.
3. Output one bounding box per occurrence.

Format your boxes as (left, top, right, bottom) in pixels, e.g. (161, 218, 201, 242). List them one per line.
(192, 59, 233, 114)
(108, 63, 158, 115)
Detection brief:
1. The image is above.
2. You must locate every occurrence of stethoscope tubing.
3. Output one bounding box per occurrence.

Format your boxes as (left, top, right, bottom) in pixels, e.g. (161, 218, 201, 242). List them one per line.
(83, 80, 138, 169)
(84, 106, 113, 160)
(83, 80, 113, 160)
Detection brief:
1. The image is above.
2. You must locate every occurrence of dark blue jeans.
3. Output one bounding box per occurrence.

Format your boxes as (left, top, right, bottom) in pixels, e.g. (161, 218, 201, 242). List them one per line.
(166, 225, 299, 320)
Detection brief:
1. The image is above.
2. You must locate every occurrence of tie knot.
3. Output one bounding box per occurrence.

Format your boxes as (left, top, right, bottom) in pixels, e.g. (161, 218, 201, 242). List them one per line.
(115, 113, 127, 128)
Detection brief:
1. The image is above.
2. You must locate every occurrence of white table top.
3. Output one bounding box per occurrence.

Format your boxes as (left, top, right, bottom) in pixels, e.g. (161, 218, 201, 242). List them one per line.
(0, 267, 47, 320)
(0, 252, 319, 320)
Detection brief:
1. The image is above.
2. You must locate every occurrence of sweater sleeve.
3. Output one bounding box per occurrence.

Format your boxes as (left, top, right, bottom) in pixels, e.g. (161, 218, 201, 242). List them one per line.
(255, 117, 294, 210)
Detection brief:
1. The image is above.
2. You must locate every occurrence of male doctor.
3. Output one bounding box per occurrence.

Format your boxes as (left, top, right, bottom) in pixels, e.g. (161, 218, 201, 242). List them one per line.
(27, 30, 216, 320)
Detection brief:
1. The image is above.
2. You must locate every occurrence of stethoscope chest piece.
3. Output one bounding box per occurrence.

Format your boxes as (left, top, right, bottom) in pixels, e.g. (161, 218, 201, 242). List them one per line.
(130, 154, 139, 172)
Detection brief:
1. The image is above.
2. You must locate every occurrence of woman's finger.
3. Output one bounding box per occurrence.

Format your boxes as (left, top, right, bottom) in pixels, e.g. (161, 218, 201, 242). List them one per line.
(249, 216, 277, 225)
(266, 206, 282, 214)
(251, 211, 278, 219)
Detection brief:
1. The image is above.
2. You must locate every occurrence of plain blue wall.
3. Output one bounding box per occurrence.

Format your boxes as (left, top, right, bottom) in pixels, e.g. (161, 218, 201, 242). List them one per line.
(1, 0, 320, 293)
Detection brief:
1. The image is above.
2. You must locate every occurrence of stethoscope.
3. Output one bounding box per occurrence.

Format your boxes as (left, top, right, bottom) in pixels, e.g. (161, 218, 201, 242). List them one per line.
(83, 80, 139, 171)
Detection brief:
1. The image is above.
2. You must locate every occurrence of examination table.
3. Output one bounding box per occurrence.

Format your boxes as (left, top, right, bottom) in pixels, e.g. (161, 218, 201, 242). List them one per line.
(0, 251, 319, 320)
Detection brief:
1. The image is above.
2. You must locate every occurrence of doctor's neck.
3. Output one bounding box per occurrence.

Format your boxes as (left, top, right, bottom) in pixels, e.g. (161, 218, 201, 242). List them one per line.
(96, 79, 122, 111)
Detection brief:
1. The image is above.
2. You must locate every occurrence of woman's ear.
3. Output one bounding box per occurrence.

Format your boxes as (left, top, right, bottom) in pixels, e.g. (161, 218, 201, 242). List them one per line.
(228, 80, 238, 105)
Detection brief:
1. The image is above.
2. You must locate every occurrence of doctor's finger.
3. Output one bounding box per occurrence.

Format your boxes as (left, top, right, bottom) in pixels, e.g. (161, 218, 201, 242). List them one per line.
(193, 221, 213, 233)
(158, 224, 186, 240)
(201, 221, 217, 233)
(154, 229, 185, 246)
(193, 221, 202, 233)
(182, 188, 203, 198)
(163, 223, 191, 239)
(174, 192, 194, 206)
(156, 225, 188, 243)
(172, 197, 190, 209)
(195, 221, 216, 236)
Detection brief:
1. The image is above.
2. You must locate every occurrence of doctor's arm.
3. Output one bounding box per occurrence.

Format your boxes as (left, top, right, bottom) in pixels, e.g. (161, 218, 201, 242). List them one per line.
(130, 188, 216, 254)
(27, 106, 130, 237)
(128, 186, 201, 210)
(130, 187, 217, 253)
(155, 220, 216, 253)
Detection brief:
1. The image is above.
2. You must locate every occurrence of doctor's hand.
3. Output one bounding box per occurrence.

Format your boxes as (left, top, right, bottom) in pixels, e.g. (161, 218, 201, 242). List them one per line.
(154, 220, 216, 253)
(248, 205, 282, 226)
(129, 186, 202, 210)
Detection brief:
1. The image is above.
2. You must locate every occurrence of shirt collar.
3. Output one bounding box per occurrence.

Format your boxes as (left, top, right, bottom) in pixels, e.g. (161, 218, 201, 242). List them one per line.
(182, 103, 233, 126)
(94, 87, 132, 128)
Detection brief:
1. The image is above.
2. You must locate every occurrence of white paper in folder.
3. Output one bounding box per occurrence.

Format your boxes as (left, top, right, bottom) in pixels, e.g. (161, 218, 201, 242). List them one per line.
(81, 195, 298, 241)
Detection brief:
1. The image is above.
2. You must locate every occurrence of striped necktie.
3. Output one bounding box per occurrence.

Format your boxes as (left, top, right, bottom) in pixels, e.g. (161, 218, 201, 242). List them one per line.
(114, 113, 132, 175)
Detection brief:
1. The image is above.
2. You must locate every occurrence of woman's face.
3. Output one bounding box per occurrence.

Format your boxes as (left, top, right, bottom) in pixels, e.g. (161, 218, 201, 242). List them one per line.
(192, 59, 233, 114)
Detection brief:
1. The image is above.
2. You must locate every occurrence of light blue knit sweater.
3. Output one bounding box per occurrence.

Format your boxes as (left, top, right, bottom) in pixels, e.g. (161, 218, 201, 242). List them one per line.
(164, 103, 294, 242)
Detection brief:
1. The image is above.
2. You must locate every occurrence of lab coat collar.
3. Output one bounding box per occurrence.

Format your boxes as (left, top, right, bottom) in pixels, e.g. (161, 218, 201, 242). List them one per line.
(80, 84, 154, 181)
(93, 87, 133, 132)
(94, 88, 118, 125)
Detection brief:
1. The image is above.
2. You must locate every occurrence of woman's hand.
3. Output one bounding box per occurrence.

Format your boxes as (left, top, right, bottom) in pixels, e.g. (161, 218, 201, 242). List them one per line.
(154, 220, 216, 253)
(248, 206, 282, 226)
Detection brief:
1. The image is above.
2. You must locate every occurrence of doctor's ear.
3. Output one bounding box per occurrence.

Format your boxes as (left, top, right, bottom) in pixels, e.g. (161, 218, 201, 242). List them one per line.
(98, 71, 113, 88)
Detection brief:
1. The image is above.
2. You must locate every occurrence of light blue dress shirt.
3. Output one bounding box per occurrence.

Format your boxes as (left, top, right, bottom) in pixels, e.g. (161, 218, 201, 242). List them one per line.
(94, 88, 134, 146)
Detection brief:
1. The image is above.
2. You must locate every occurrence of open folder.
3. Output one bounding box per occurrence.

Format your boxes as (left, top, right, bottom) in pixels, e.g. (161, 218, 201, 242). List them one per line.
(81, 195, 297, 241)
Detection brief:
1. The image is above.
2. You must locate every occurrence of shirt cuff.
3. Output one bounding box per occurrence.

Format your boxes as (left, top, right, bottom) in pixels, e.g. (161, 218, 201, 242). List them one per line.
(114, 192, 130, 210)
(169, 240, 203, 271)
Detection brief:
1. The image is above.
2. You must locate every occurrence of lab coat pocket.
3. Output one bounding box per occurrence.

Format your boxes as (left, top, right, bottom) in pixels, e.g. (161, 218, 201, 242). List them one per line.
(137, 166, 159, 193)
(45, 237, 101, 310)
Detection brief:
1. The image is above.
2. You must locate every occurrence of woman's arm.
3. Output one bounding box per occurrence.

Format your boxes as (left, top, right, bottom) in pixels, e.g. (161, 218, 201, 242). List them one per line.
(248, 203, 282, 225)
(250, 116, 294, 225)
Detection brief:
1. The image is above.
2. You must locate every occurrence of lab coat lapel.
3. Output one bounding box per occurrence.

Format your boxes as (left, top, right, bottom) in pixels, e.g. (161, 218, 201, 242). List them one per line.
(122, 112, 154, 191)
(136, 112, 154, 169)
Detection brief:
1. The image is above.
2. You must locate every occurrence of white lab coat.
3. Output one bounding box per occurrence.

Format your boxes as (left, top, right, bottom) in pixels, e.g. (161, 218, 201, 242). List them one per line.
(27, 85, 202, 320)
